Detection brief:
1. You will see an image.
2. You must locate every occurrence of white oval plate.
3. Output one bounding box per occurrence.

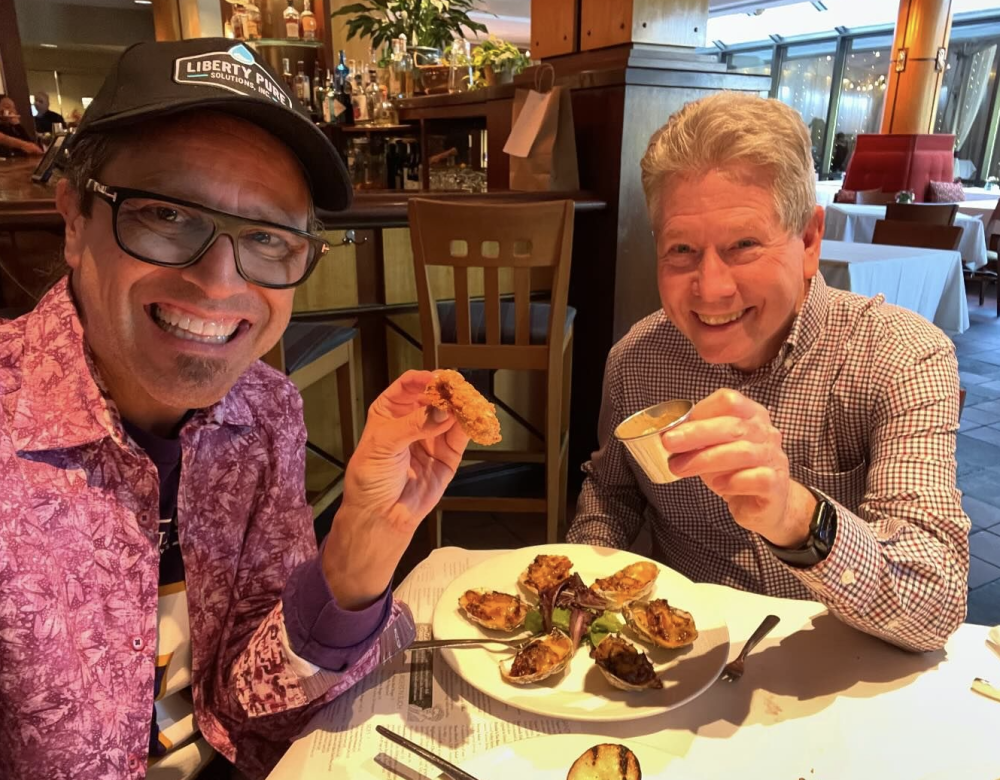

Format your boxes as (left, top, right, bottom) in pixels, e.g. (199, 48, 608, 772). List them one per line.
(458, 734, 706, 780)
(431, 544, 730, 722)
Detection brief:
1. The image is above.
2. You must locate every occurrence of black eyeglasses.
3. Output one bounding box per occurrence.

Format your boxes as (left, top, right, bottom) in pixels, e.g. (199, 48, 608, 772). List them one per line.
(86, 179, 329, 289)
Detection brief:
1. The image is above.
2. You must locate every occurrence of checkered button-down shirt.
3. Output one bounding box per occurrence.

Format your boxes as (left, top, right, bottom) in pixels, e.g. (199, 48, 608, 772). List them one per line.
(568, 274, 970, 652)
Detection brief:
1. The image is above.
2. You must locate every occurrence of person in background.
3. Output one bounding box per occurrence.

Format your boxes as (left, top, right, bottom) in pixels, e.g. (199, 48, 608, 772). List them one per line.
(0, 96, 42, 157)
(568, 92, 969, 653)
(0, 39, 469, 779)
(831, 131, 850, 174)
(32, 91, 66, 133)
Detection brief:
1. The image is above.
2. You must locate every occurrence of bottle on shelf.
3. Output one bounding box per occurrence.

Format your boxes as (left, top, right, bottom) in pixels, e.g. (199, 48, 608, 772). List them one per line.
(377, 84, 398, 125)
(449, 38, 473, 93)
(243, 0, 261, 40)
(391, 35, 413, 99)
(329, 69, 353, 126)
(284, 0, 300, 39)
(281, 58, 294, 94)
(301, 0, 317, 40)
(293, 60, 311, 110)
(335, 50, 350, 89)
(364, 68, 380, 125)
(353, 70, 370, 124)
(230, 4, 245, 40)
(312, 62, 324, 117)
(321, 69, 333, 123)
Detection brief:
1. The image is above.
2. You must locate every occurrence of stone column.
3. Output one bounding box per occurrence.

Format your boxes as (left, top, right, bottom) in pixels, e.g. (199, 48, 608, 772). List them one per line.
(880, 0, 953, 133)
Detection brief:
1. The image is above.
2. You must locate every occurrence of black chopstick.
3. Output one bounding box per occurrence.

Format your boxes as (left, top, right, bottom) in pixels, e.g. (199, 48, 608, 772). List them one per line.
(375, 725, 481, 780)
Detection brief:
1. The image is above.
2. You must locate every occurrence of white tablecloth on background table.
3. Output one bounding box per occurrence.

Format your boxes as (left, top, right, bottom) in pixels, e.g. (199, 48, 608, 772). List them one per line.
(815, 179, 844, 207)
(963, 186, 1000, 202)
(268, 546, 1000, 780)
(824, 203, 988, 270)
(820, 239, 970, 335)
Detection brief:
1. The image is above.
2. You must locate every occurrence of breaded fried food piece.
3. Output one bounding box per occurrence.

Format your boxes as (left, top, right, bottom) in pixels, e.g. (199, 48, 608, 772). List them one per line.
(424, 369, 502, 445)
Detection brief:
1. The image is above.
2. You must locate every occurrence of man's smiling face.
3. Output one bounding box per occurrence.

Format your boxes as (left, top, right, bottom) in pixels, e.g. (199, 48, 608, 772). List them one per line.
(59, 111, 309, 418)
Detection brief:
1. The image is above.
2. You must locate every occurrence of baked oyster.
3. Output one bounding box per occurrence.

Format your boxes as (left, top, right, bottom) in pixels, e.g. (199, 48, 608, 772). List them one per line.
(588, 561, 659, 611)
(458, 589, 530, 632)
(590, 635, 663, 691)
(622, 598, 698, 649)
(518, 554, 574, 597)
(567, 743, 642, 780)
(499, 628, 574, 684)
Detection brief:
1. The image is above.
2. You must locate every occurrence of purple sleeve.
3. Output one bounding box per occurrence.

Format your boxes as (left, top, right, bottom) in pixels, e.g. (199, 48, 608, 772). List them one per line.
(281, 555, 392, 671)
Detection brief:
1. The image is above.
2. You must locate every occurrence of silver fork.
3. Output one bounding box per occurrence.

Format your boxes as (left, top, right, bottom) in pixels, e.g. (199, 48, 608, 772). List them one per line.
(719, 614, 780, 682)
(409, 636, 527, 651)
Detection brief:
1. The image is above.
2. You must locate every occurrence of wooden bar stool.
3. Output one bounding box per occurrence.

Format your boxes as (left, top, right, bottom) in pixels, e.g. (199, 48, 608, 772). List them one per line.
(263, 320, 360, 523)
(408, 198, 576, 547)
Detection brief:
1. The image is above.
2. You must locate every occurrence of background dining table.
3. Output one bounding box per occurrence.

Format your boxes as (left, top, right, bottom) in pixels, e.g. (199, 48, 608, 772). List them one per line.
(820, 239, 969, 335)
(267, 546, 1000, 780)
(824, 203, 988, 270)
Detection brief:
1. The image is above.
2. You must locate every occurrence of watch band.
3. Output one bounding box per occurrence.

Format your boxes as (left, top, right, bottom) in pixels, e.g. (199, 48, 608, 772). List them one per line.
(766, 488, 838, 568)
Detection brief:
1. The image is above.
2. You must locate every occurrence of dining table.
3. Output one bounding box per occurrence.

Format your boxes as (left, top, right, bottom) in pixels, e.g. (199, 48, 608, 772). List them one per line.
(267, 546, 1000, 780)
(819, 239, 969, 335)
(823, 203, 988, 270)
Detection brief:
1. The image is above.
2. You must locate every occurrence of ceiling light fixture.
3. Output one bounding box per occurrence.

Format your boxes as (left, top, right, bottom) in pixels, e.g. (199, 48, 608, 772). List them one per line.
(135, 0, 152, 4)
(40, 43, 58, 48)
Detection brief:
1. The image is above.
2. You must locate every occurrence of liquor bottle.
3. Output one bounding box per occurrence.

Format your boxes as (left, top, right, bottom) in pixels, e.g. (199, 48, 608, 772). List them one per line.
(312, 62, 324, 117)
(335, 50, 350, 89)
(284, 0, 300, 39)
(301, 0, 317, 40)
(321, 69, 333, 123)
(243, 1, 261, 40)
(364, 68, 380, 124)
(353, 71, 369, 124)
(230, 4, 245, 40)
(293, 60, 311, 109)
(391, 35, 413, 99)
(329, 71, 353, 126)
(281, 58, 294, 94)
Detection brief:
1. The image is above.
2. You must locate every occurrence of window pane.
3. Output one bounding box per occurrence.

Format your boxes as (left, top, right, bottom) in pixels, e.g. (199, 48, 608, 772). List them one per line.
(728, 48, 772, 76)
(833, 41, 892, 173)
(778, 42, 837, 171)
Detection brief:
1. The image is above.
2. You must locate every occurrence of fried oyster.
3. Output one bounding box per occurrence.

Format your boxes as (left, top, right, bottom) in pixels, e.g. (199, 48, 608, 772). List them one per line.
(567, 743, 642, 780)
(590, 635, 663, 691)
(518, 554, 575, 597)
(623, 598, 698, 649)
(589, 561, 659, 611)
(423, 369, 502, 446)
(458, 589, 530, 632)
(499, 628, 574, 684)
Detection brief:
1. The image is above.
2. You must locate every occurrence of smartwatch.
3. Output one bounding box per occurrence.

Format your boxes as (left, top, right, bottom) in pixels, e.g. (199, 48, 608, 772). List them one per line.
(766, 488, 838, 568)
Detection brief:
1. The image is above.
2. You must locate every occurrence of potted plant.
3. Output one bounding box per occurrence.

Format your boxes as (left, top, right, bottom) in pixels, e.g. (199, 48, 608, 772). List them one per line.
(472, 35, 531, 87)
(331, 0, 488, 52)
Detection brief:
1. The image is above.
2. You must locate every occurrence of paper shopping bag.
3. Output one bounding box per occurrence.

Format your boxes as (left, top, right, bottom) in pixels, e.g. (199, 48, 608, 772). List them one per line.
(504, 65, 579, 191)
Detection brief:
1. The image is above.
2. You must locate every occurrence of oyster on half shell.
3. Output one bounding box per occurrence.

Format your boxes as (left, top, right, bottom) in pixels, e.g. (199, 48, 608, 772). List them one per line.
(499, 628, 574, 684)
(590, 635, 663, 691)
(518, 554, 574, 597)
(588, 561, 659, 611)
(623, 598, 698, 649)
(458, 589, 530, 632)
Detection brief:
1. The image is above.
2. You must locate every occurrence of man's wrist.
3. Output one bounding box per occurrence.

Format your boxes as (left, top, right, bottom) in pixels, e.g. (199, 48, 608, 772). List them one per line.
(321, 507, 405, 610)
(764, 480, 816, 549)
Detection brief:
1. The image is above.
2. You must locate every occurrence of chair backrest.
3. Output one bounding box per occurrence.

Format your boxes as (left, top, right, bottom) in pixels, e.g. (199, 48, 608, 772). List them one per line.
(871, 219, 963, 251)
(408, 198, 575, 373)
(987, 200, 1000, 254)
(885, 202, 958, 225)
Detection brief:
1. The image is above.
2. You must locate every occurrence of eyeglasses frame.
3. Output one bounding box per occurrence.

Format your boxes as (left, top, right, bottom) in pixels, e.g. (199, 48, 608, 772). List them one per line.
(85, 178, 330, 289)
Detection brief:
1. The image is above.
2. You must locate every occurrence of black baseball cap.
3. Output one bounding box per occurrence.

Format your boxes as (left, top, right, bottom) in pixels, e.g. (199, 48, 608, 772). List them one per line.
(64, 38, 351, 211)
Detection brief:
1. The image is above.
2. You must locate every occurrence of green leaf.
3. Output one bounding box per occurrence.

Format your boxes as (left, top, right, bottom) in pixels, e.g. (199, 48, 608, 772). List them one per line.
(587, 611, 625, 647)
(524, 609, 543, 635)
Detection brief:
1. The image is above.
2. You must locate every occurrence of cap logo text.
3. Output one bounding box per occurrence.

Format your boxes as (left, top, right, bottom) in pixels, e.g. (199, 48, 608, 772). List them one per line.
(173, 45, 291, 108)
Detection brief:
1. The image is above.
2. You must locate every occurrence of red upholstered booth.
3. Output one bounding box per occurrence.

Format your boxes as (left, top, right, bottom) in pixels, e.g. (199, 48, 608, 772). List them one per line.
(842, 134, 955, 202)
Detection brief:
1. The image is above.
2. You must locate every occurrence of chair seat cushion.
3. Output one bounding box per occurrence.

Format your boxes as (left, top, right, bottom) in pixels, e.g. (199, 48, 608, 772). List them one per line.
(437, 300, 576, 346)
(282, 321, 357, 375)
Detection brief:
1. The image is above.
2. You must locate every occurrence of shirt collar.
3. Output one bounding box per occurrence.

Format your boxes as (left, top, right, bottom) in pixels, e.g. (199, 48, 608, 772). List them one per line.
(12, 277, 253, 452)
(781, 271, 829, 366)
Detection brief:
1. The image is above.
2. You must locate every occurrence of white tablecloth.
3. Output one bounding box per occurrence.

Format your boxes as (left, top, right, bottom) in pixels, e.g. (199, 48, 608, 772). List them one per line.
(268, 547, 1000, 780)
(824, 203, 988, 270)
(963, 186, 1000, 202)
(815, 179, 844, 208)
(820, 239, 970, 335)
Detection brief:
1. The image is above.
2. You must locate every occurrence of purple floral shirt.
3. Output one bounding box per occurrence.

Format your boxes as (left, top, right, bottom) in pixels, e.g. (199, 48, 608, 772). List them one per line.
(0, 279, 415, 779)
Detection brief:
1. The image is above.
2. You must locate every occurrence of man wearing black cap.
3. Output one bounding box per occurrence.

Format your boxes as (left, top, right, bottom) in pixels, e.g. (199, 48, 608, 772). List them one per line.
(0, 40, 469, 779)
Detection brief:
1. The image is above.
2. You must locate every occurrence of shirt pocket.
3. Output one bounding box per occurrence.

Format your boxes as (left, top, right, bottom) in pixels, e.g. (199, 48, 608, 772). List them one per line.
(789, 460, 867, 515)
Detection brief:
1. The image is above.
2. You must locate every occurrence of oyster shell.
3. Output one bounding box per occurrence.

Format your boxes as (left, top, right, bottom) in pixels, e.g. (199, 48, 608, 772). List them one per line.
(588, 561, 659, 610)
(623, 598, 698, 649)
(458, 589, 530, 632)
(518, 554, 574, 597)
(499, 628, 574, 684)
(590, 635, 662, 691)
(567, 743, 642, 780)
